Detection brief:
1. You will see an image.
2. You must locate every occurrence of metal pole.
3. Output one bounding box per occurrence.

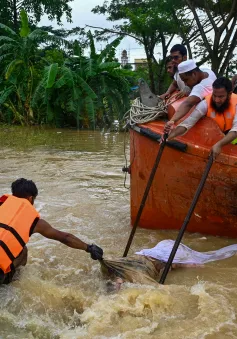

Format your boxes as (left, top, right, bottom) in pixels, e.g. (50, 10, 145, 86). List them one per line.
(123, 134, 168, 257)
(159, 154, 213, 284)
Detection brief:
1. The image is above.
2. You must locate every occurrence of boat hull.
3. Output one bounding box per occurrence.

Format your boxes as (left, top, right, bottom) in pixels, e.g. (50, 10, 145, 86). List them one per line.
(130, 118, 237, 237)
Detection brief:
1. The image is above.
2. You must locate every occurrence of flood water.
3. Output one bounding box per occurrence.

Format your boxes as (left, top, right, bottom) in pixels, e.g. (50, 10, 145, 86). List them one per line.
(1, 126, 237, 339)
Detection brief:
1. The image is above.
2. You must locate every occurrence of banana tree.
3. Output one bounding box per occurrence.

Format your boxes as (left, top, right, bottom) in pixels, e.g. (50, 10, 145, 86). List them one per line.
(33, 34, 132, 129)
(0, 10, 69, 125)
(72, 32, 132, 128)
(32, 62, 97, 128)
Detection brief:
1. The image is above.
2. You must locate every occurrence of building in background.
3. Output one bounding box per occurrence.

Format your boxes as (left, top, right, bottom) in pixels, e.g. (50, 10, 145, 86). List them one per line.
(134, 58, 148, 70)
(121, 49, 129, 66)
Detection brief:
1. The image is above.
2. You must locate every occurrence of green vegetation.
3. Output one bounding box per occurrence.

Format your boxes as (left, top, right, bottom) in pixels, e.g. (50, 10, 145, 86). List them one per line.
(0, 1, 237, 128)
(0, 11, 133, 128)
(92, 0, 237, 92)
(1, 0, 73, 30)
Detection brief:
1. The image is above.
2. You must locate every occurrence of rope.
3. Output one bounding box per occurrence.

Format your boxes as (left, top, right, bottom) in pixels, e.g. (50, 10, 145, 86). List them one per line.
(124, 93, 179, 126)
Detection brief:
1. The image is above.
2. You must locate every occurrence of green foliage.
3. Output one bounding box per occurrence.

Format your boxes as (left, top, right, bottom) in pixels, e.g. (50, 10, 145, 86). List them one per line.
(32, 33, 131, 129)
(20, 10, 30, 37)
(0, 10, 134, 129)
(46, 63, 58, 88)
(0, 10, 71, 125)
(92, 0, 184, 93)
(93, 0, 237, 85)
(44, 49, 65, 65)
(1, 0, 73, 30)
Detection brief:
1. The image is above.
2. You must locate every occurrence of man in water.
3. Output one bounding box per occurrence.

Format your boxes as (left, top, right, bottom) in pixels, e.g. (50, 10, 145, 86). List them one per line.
(167, 77, 237, 160)
(0, 178, 104, 284)
(164, 59, 216, 135)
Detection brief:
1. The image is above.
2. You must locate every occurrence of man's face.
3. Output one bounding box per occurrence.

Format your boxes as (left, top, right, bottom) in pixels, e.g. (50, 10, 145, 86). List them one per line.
(179, 72, 198, 88)
(166, 61, 176, 78)
(211, 87, 231, 113)
(170, 51, 187, 66)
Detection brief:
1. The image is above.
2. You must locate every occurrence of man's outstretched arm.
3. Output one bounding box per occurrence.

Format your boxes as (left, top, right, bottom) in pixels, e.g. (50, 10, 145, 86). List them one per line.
(212, 131, 237, 161)
(168, 100, 207, 139)
(160, 80, 178, 99)
(33, 219, 103, 259)
(164, 95, 201, 134)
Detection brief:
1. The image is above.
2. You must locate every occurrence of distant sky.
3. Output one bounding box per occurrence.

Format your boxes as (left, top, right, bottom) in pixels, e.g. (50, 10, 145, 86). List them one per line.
(39, 0, 181, 62)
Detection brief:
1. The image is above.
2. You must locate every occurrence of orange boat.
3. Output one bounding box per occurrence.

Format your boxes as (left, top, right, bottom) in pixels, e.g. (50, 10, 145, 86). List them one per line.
(129, 99, 237, 237)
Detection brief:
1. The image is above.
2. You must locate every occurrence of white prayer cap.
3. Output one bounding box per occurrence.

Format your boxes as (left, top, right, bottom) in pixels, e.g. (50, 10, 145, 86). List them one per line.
(178, 60, 197, 74)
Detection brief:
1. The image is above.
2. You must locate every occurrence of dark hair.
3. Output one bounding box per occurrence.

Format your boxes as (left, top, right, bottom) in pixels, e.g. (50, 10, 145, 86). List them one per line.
(170, 44, 187, 56)
(183, 67, 201, 76)
(213, 77, 232, 93)
(11, 178, 38, 199)
(165, 56, 173, 65)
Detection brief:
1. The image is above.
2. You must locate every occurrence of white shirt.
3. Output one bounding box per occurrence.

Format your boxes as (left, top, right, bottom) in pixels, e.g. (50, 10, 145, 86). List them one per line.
(174, 71, 186, 91)
(174, 67, 216, 97)
(179, 98, 237, 132)
(189, 68, 217, 100)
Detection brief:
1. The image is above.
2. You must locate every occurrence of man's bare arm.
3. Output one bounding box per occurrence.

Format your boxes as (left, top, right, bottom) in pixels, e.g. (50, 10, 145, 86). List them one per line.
(212, 131, 237, 161)
(164, 95, 201, 134)
(160, 80, 178, 99)
(33, 219, 88, 250)
(168, 102, 207, 139)
(168, 126, 187, 140)
(170, 95, 201, 123)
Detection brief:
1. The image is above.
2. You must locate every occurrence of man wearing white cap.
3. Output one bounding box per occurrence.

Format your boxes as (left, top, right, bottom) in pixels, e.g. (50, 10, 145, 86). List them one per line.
(167, 77, 237, 160)
(164, 59, 216, 134)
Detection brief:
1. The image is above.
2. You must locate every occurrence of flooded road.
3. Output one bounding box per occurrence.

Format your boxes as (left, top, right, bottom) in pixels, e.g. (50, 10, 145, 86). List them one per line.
(0, 127, 237, 339)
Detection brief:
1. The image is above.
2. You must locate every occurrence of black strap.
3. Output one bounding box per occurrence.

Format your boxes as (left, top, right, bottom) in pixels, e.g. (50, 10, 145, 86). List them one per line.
(0, 223, 26, 248)
(0, 241, 15, 261)
(29, 217, 39, 236)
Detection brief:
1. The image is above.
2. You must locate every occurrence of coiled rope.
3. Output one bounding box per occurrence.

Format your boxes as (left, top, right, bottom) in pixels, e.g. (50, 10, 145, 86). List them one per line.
(124, 93, 179, 126)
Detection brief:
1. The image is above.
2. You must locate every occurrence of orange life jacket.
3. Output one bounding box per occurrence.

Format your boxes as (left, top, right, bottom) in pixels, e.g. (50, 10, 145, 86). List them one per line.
(206, 93, 237, 132)
(0, 194, 40, 273)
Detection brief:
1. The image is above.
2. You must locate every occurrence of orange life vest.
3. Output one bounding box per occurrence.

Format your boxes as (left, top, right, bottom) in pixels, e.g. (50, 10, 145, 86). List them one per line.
(206, 93, 237, 132)
(0, 195, 40, 273)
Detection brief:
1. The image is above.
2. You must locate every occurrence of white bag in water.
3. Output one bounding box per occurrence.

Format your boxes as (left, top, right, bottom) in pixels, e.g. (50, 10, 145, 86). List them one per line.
(135, 240, 237, 265)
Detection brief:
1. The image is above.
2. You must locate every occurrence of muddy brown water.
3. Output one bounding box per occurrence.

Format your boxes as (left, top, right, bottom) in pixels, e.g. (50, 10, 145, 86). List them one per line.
(0, 126, 237, 339)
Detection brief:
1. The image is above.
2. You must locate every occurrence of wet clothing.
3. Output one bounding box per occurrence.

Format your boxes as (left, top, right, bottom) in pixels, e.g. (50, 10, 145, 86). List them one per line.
(101, 240, 237, 285)
(136, 240, 237, 265)
(101, 255, 165, 285)
(0, 194, 39, 279)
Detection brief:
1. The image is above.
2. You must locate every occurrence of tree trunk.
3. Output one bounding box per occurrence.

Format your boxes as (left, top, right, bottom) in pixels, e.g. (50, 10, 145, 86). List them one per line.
(211, 56, 221, 76)
(144, 43, 155, 93)
(147, 56, 155, 93)
(12, 0, 18, 31)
